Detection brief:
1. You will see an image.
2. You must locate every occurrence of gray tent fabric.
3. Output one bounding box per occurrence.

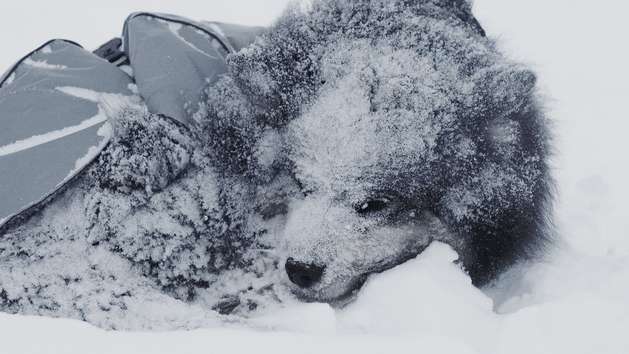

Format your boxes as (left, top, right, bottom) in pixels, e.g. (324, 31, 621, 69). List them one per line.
(123, 13, 231, 126)
(0, 39, 134, 229)
(202, 21, 266, 52)
(123, 13, 264, 125)
(0, 13, 265, 232)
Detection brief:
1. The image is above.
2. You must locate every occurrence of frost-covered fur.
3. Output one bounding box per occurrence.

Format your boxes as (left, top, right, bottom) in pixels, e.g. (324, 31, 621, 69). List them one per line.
(0, 0, 552, 328)
(211, 0, 552, 301)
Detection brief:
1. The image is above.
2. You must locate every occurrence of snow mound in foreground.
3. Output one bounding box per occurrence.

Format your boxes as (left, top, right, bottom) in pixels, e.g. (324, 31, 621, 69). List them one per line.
(339, 244, 496, 340)
(3, 242, 628, 354)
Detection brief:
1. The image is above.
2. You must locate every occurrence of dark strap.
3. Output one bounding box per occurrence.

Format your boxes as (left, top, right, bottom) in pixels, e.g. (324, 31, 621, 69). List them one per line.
(93, 37, 128, 65)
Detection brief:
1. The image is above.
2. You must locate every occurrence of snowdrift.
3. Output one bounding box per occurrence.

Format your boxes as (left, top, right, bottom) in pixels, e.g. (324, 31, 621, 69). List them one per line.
(2, 242, 628, 354)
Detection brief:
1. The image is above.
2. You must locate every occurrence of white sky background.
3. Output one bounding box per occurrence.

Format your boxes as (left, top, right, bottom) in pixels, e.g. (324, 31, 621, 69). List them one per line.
(473, 0, 629, 252)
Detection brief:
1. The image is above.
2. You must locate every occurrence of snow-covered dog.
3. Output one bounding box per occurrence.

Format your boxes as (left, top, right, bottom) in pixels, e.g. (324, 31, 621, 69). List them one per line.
(217, 0, 553, 302)
(0, 0, 552, 327)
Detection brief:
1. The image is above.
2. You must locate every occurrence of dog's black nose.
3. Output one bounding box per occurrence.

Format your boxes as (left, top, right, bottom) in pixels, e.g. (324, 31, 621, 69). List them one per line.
(285, 258, 325, 288)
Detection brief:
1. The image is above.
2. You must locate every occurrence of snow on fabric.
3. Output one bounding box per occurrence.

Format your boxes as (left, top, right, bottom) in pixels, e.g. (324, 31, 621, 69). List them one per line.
(23, 58, 68, 70)
(0, 86, 133, 158)
(0, 39, 135, 228)
(123, 13, 231, 125)
(0, 115, 107, 157)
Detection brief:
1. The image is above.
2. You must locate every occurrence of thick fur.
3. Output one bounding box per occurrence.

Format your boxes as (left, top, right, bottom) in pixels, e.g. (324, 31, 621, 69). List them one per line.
(0, 0, 552, 327)
(207, 0, 552, 300)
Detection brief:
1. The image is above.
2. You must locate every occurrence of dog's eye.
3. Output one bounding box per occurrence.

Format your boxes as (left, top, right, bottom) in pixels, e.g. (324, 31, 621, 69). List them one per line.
(355, 198, 390, 215)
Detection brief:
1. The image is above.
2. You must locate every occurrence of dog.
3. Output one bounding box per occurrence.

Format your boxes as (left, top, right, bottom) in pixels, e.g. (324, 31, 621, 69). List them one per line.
(0, 0, 552, 326)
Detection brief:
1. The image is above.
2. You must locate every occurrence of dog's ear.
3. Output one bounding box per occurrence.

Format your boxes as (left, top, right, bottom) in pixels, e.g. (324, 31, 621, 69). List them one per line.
(227, 6, 322, 129)
(479, 66, 537, 116)
(340, 0, 486, 37)
(440, 0, 486, 36)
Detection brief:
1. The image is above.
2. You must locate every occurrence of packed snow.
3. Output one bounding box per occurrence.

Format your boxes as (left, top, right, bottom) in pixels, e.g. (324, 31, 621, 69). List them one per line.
(0, 1, 628, 354)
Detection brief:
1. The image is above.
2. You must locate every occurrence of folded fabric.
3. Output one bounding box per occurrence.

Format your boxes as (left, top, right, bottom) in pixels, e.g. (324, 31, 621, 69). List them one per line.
(0, 39, 135, 229)
(0, 13, 264, 232)
(123, 12, 263, 125)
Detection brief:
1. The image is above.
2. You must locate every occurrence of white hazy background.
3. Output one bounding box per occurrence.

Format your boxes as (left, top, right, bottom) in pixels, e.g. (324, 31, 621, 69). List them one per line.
(0, 1, 628, 353)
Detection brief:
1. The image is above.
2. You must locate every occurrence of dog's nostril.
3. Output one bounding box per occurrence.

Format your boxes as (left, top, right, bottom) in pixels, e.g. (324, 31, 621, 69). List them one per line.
(285, 258, 325, 289)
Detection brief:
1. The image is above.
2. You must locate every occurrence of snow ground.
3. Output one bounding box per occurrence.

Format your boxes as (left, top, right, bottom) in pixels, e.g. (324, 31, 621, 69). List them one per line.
(1, 0, 628, 353)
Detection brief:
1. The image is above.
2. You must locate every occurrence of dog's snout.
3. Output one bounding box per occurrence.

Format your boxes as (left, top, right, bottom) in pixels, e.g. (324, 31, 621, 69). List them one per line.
(285, 258, 325, 288)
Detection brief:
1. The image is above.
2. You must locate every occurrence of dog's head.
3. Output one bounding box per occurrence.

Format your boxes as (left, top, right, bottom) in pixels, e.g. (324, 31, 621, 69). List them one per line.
(204, 0, 551, 302)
